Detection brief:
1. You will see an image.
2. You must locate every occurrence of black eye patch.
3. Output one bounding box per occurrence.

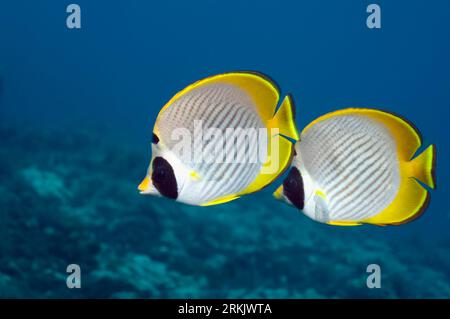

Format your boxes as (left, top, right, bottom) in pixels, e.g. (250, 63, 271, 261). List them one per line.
(283, 167, 304, 210)
(152, 133, 159, 144)
(151, 157, 178, 199)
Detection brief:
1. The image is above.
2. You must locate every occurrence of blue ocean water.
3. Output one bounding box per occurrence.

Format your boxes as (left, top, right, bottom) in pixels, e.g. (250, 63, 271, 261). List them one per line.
(0, 0, 449, 298)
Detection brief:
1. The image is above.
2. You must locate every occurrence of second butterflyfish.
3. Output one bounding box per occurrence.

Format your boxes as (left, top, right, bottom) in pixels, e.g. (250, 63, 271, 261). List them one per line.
(138, 71, 299, 206)
(274, 108, 436, 226)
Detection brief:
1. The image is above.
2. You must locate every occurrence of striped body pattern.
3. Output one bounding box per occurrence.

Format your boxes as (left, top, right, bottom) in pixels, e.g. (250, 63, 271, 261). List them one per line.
(298, 115, 400, 221)
(156, 83, 266, 204)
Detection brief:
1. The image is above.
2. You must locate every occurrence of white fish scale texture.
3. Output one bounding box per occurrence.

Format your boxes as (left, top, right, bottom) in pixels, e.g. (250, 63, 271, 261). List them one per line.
(300, 115, 400, 221)
(157, 83, 266, 203)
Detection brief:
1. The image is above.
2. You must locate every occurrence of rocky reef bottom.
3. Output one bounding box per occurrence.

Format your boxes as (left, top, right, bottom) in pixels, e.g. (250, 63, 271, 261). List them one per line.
(0, 125, 449, 298)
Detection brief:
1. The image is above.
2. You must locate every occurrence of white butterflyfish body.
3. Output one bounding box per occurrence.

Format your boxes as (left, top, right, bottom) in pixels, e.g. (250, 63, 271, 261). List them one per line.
(139, 71, 299, 206)
(274, 108, 436, 226)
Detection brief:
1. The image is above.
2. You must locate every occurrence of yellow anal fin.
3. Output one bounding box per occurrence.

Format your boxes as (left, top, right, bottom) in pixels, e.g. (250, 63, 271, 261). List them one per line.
(362, 175, 430, 225)
(327, 221, 362, 226)
(267, 94, 299, 141)
(407, 144, 436, 189)
(302, 108, 422, 161)
(201, 194, 240, 206)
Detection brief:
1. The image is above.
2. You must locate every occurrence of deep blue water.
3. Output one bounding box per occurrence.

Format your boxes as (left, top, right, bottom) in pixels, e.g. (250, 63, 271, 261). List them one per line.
(0, 0, 449, 298)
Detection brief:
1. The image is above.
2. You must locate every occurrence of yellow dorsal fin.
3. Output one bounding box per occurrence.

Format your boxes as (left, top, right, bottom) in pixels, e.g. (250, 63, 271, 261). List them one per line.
(155, 71, 280, 127)
(302, 108, 422, 161)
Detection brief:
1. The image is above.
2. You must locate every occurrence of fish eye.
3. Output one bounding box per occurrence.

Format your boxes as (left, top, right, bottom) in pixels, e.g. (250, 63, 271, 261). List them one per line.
(152, 133, 159, 145)
(283, 167, 304, 210)
(151, 157, 178, 199)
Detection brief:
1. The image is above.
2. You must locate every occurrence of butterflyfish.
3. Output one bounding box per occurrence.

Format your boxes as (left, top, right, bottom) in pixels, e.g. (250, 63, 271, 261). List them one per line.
(139, 71, 299, 206)
(274, 108, 436, 226)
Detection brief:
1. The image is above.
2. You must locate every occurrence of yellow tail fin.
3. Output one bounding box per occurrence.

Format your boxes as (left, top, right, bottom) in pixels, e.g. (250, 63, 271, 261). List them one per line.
(408, 144, 436, 189)
(363, 145, 436, 226)
(268, 94, 299, 141)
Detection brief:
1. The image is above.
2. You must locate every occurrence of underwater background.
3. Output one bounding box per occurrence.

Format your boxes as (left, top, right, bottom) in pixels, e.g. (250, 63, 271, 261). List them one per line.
(0, 0, 449, 298)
